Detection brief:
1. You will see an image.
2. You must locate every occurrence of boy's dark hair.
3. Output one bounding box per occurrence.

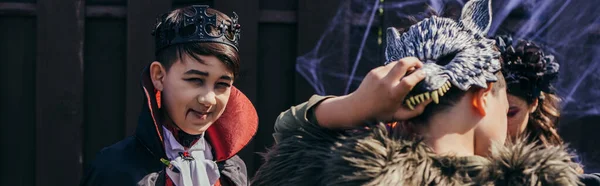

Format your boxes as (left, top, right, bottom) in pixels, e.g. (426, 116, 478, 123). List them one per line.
(155, 7, 240, 77)
(410, 72, 506, 125)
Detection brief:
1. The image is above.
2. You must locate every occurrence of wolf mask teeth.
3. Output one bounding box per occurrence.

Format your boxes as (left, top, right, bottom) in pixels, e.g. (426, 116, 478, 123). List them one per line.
(405, 82, 451, 109)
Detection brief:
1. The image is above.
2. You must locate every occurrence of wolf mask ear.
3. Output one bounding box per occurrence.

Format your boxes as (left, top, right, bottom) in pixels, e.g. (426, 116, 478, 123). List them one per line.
(459, 0, 493, 35)
(385, 27, 404, 63)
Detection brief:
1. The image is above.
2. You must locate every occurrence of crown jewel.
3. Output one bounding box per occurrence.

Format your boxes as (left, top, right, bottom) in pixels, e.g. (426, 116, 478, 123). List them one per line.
(152, 5, 241, 53)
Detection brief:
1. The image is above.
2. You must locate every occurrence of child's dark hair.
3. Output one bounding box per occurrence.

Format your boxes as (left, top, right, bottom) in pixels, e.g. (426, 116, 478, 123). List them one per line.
(155, 7, 240, 78)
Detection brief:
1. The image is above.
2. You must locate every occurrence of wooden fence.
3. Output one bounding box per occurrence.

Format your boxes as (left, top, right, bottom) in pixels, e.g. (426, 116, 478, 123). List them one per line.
(1, 0, 599, 185)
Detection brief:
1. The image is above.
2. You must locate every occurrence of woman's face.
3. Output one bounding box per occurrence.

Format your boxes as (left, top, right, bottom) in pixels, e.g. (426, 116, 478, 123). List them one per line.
(506, 94, 537, 140)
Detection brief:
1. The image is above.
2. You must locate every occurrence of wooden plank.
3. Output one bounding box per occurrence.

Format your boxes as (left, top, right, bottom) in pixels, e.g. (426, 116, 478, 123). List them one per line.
(0, 3, 303, 23)
(83, 18, 127, 168)
(86, 5, 126, 18)
(172, 0, 212, 8)
(0, 3, 128, 18)
(254, 23, 297, 171)
(259, 10, 295, 24)
(0, 16, 36, 186)
(296, 0, 343, 102)
(35, 0, 85, 185)
(125, 0, 172, 136)
(214, 0, 259, 177)
(255, 0, 299, 168)
(259, 0, 297, 10)
(0, 0, 35, 3)
(0, 2, 35, 16)
(87, 0, 126, 5)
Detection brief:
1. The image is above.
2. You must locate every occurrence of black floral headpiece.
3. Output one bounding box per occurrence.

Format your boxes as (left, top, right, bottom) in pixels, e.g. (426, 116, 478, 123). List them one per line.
(495, 35, 559, 102)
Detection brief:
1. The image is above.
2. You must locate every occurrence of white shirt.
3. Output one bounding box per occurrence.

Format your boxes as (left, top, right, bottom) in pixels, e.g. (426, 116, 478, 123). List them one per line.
(162, 126, 220, 186)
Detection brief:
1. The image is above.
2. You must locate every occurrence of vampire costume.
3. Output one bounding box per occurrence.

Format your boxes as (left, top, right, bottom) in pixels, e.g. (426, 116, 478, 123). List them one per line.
(80, 5, 258, 186)
(251, 0, 581, 185)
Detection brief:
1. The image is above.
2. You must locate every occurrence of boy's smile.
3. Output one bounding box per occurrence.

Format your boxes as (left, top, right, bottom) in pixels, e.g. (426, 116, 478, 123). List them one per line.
(188, 108, 211, 122)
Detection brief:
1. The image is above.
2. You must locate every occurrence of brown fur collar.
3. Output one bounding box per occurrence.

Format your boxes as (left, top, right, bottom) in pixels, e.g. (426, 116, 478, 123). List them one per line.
(252, 124, 581, 186)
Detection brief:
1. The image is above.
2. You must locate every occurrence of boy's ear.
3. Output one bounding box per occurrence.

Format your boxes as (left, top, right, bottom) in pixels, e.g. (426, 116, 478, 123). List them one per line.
(471, 83, 493, 116)
(150, 61, 166, 91)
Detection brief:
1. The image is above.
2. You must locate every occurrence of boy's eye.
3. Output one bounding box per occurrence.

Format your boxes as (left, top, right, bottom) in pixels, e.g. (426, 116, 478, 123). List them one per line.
(216, 82, 231, 89)
(185, 78, 204, 84)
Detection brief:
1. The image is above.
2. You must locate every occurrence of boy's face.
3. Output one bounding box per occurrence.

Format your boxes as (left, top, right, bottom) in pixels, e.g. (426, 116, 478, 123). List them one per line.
(152, 54, 233, 135)
(474, 86, 509, 156)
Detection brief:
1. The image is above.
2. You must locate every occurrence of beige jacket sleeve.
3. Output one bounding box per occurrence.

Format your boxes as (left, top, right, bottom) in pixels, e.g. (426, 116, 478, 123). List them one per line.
(272, 95, 335, 143)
